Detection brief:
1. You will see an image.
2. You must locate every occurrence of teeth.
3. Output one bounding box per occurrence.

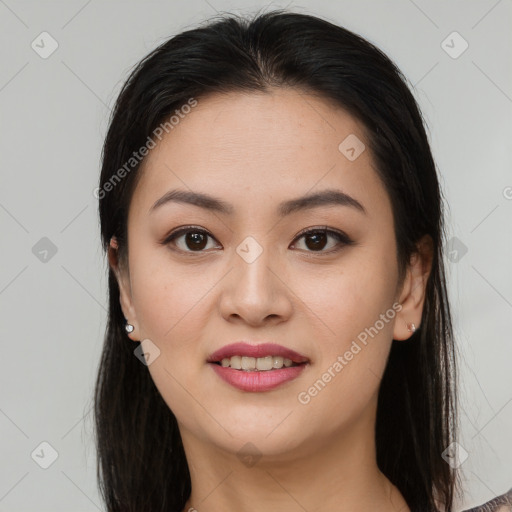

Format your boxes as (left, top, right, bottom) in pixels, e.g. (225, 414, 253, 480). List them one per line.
(219, 355, 297, 371)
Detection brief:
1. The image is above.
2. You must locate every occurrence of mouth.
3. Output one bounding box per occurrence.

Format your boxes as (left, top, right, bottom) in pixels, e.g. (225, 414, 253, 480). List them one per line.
(207, 343, 310, 392)
(207, 342, 310, 372)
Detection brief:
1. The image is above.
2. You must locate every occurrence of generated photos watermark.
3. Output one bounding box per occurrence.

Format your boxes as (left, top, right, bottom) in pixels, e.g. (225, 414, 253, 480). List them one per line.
(297, 301, 403, 405)
(94, 97, 198, 200)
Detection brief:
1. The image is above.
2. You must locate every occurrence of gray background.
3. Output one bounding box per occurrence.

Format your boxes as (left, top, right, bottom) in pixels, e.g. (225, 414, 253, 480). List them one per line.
(0, 0, 511, 510)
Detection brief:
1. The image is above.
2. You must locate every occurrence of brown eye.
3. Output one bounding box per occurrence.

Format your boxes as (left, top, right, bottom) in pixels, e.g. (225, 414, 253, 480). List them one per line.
(304, 231, 328, 250)
(183, 232, 208, 251)
(291, 227, 352, 253)
(164, 227, 220, 253)
(163, 225, 352, 255)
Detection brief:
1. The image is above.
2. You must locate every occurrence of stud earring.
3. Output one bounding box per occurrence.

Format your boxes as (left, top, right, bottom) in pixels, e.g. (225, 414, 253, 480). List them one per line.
(125, 323, 134, 334)
(407, 322, 416, 333)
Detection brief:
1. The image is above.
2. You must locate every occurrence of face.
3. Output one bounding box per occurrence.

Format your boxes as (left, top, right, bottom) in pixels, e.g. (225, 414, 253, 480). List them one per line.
(112, 88, 428, 462)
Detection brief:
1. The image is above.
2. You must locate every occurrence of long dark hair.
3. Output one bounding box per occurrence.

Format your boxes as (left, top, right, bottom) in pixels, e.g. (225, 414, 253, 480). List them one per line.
(94, 10, 458, 512)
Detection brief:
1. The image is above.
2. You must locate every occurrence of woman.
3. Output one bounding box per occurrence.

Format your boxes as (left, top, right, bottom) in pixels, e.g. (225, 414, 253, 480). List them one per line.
(94, 10, 512, 512)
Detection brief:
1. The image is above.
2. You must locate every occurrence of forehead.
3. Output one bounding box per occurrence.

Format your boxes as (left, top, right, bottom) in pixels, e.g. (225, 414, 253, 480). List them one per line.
(130, 88, 390, 222)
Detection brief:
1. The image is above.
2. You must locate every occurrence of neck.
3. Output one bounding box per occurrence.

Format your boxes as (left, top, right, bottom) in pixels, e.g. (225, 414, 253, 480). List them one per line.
(179, 403, 410, 512)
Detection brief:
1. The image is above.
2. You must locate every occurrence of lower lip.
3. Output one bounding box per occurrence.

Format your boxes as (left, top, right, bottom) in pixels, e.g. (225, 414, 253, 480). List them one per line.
(208, 363, 307, 392)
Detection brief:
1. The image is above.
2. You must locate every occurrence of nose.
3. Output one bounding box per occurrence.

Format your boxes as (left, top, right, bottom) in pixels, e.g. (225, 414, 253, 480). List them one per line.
(218, 241, 293, 327)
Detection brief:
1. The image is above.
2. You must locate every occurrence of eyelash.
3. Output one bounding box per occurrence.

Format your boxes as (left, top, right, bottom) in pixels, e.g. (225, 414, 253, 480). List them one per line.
(161, 225, 354, 255)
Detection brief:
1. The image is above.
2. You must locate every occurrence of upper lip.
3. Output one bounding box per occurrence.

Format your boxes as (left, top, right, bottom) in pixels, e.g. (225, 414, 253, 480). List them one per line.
(207, 342, 310, 364)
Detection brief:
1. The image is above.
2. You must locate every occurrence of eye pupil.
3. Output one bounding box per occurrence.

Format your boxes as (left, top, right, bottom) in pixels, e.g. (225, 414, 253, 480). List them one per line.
(186, 232, 207, 250)
(305, 232, 327, 251)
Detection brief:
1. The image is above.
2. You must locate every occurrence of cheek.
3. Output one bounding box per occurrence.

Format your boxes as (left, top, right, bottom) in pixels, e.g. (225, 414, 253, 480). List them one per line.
(129, 247, 212, 346)
(128, 250, 215, 416)
(294, 247, 398, 341)
(294, 251, 397, 409)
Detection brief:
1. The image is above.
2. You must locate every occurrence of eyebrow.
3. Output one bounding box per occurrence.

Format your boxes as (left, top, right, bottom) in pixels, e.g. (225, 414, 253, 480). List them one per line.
(149, 188, 366, 216)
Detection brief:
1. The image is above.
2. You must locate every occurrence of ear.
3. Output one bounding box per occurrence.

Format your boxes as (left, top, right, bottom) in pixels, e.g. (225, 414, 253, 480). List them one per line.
(108, 236, 139, 341)
(393, 234, 434, 341)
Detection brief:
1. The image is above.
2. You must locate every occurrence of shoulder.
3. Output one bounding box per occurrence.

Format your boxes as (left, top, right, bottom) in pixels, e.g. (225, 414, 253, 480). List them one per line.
(462, 488, 512, 512)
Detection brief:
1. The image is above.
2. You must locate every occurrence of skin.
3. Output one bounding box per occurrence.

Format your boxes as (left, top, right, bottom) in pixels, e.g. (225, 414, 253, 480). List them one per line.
(109, 88, 433, 512)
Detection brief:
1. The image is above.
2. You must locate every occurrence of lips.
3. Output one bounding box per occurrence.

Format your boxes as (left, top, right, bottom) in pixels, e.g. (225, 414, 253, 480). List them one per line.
(207, 342, 310, 364)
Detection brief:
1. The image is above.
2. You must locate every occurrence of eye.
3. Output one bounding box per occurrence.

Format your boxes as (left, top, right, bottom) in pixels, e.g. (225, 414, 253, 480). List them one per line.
(162, 226, 220, 253)
(162, 225, 353, 255)
(290, 226, 353, 253)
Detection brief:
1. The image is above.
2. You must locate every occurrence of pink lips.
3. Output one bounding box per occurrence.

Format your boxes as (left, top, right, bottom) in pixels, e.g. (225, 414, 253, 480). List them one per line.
(207, 342, 310, 392)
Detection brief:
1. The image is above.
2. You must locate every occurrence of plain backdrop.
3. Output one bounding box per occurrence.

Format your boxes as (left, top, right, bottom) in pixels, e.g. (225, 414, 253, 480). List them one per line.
(0, 1, 511, 510)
